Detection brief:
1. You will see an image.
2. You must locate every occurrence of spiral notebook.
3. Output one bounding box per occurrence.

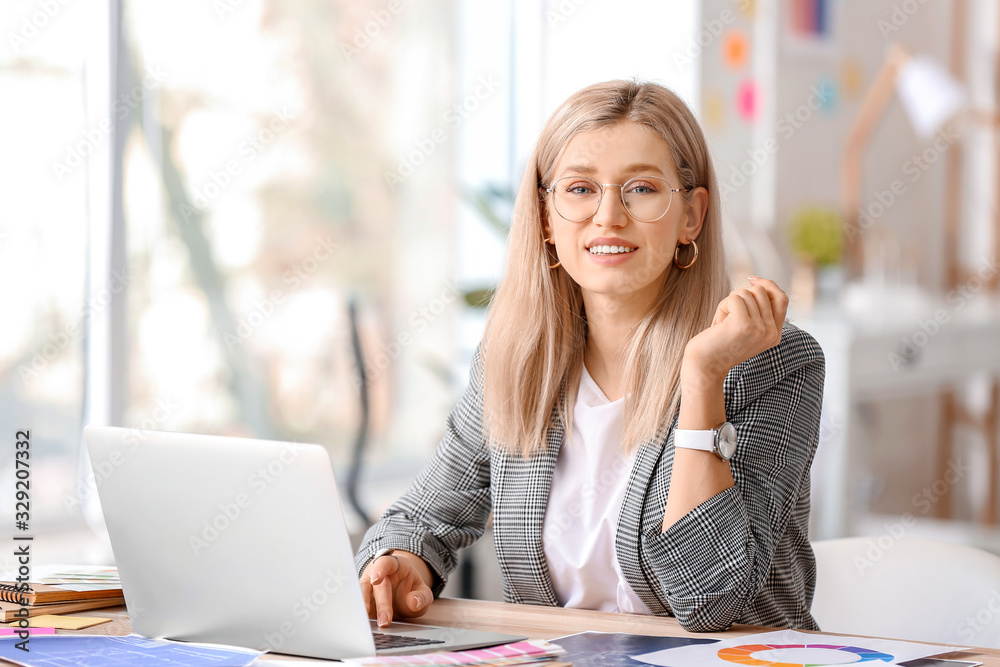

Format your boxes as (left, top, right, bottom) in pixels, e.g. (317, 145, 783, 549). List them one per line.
(0, 580, 122, 605)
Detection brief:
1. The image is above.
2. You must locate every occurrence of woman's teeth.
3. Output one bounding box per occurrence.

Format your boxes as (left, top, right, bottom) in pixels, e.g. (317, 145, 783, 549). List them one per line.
(588, 245, 636, 255)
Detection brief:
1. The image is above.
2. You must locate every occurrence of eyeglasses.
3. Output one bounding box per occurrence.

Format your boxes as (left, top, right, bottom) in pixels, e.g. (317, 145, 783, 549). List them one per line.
(544, 176, 689, 223)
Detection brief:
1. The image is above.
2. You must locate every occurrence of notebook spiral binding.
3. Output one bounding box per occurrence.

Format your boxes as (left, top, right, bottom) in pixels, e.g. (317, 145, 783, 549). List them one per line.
(0, 582, 31, 604)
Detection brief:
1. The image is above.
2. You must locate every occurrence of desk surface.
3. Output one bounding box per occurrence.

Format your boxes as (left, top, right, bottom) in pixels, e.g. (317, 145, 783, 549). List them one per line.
(33, 599, 1000, 665)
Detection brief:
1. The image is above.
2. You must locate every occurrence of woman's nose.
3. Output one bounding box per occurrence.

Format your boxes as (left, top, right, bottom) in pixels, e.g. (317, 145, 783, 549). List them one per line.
(592, 185, 628, 228)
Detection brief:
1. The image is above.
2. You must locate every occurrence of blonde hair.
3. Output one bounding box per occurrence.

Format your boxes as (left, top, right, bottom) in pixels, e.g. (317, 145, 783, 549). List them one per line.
(482, 80, 731, 456)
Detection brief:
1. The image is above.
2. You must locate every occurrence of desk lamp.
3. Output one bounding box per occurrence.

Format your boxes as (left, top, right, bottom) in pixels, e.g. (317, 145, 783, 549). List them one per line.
(840, 44, 965, 278)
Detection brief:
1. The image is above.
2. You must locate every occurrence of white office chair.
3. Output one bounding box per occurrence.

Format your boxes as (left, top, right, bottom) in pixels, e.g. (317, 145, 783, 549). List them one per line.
(812, 537, 1000, 648)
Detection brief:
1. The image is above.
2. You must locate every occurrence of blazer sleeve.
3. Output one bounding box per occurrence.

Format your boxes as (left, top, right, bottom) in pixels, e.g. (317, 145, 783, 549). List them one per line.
(643, 324, 825, 631)
(354, 346, 492, 597)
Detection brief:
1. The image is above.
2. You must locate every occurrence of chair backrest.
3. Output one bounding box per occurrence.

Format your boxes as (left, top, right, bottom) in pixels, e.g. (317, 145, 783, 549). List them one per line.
(812, 537, 1000, 648)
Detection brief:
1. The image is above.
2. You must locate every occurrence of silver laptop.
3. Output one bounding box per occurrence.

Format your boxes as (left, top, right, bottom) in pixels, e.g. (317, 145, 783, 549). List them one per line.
(83, 425, 524, 660)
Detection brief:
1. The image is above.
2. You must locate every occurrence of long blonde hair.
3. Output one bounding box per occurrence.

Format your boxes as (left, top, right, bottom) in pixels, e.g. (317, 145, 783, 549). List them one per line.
(482, 80, 730, 456)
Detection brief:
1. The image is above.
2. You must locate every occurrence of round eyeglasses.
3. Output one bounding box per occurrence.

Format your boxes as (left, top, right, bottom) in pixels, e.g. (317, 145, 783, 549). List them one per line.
(545, 176, 689, 223)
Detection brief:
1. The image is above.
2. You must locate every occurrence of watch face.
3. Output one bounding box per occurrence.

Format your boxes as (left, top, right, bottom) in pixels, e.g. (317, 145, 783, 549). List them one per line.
(717, 422, 738, 460)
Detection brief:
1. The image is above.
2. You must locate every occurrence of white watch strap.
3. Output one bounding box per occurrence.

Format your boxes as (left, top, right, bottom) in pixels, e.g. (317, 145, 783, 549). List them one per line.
(673, 428, 716, 452)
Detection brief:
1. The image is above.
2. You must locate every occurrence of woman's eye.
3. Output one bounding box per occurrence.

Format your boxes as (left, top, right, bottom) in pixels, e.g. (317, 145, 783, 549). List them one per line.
(627, 182, 657, 194)
(565, 183, 596, 195)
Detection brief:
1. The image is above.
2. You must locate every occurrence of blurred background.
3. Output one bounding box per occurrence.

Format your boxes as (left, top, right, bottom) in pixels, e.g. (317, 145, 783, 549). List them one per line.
(2, 0, 999, 600)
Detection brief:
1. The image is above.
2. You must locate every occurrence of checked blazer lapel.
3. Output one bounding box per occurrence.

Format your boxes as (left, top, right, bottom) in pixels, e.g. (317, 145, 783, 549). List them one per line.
(615, 428, 675, 615)
(489, 422, 563, 607)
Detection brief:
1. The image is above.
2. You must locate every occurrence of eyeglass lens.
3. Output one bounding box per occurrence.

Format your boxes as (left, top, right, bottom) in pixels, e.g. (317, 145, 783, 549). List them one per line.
(549, 177, 675, 222)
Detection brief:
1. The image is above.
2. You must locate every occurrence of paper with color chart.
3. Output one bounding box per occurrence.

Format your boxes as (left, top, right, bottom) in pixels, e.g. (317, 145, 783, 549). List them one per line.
(0, 633, 263, 667)
(631, 629, 966, 667)
(552, 631, 717, 666)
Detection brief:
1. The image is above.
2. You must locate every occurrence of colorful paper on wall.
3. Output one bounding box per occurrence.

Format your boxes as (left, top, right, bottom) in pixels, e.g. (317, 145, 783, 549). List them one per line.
(789, 0, 830, 37)
(703, 90, 726, 131)
(736, 79, 758, 122)
(723, 30, 749, 70)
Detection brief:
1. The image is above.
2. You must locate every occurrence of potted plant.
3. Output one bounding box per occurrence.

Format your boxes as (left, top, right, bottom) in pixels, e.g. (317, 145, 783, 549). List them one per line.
(788, 205, 845, 309)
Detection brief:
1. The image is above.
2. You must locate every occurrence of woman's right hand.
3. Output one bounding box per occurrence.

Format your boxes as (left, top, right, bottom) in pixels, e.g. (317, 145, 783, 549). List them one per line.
(359, 550, 435, 627)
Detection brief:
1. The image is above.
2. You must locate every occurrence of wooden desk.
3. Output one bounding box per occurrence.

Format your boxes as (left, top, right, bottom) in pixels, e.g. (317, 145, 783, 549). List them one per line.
(30, 598, 1000, 665)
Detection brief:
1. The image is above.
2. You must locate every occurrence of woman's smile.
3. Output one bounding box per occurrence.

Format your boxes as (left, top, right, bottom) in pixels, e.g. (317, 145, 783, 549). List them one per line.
(585, 236, 639, 265)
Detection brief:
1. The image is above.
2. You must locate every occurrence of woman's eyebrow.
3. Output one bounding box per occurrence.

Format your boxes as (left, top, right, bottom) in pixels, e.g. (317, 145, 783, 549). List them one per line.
(558, 162, 666, 177)
(559, 163, 597, 175)
(622, 163, 665, 176)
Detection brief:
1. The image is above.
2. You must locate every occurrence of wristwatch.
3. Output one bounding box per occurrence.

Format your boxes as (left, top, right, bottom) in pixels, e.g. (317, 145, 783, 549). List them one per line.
(673, 422, 737, 462)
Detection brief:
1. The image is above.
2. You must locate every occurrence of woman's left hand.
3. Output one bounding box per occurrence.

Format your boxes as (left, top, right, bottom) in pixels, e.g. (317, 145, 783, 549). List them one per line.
(681, 277, 789, 388)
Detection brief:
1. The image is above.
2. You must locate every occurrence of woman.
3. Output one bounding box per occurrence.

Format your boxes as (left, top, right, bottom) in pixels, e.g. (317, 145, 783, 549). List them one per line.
(355, 80, 825, 633)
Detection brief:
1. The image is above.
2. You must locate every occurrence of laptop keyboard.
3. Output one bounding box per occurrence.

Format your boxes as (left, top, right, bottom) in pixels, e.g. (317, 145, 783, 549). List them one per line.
(372, 631, 446, 650)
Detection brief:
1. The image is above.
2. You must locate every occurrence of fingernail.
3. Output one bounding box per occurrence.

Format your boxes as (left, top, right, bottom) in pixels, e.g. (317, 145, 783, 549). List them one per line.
(748, 275, 760, 281)
(413, 594, 424, 608)
(370, 572, 378, 584)
(378, 613, 389, 627)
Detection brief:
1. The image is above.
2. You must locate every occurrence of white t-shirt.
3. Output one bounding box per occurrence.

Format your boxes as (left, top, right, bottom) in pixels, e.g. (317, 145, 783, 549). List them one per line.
(541, 363, 652, 615)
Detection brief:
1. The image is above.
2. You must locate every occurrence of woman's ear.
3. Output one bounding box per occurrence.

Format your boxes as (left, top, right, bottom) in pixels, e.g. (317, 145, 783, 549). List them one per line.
(679, 186, 709, 242)
(540, 199, 552, 239)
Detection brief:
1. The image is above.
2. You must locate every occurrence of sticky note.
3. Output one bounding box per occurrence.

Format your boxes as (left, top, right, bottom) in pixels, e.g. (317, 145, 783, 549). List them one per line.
(723, 30, 749, 69)
(736, 79, 759, 122)
(9, 615, 111, 630)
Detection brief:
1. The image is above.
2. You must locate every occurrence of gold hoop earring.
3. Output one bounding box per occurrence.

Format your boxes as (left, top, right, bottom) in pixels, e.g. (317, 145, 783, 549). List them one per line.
(543, 237, 560, 269)
(673, 240, 699, 269)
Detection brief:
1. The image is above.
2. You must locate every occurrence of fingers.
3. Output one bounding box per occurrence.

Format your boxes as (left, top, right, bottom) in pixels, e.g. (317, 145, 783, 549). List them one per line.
(711, 300, 726, 326)
(368, 555, 400, 627)
(395, 581, 433, 619)
(745, 284, 774, 332)
(734, 288, 763, 321)
(717, 289, 754, 325)
(360, 571, 373, 617)
(748, 276, 789, 331)
(687, 277, 789, 382)
(724, 279, 786, 341)
(714, 278, 787, 350)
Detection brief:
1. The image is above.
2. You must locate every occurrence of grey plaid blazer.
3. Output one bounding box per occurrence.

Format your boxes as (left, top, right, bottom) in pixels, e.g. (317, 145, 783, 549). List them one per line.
(356, 322, 824, 632)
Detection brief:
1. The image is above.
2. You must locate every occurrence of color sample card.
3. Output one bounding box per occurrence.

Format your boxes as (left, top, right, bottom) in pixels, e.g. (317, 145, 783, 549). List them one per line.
(339, 639, 565, 666)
